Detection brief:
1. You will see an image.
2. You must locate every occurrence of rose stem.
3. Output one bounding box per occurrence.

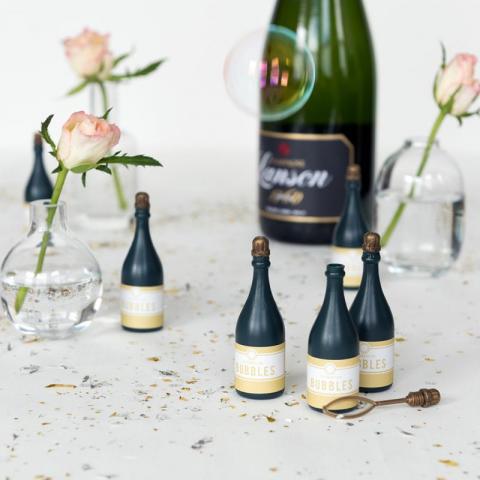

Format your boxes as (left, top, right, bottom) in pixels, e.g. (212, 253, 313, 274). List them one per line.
(380, 107, 448, 247)
(14, 167, 69, 313)
(98, 81, 128, 211)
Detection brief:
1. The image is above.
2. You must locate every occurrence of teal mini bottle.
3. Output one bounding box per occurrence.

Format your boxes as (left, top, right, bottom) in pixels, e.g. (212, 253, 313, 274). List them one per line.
(25, 133, 53, 202)
(307, 264, 359, 412)
(350, 232, 394, 392)
(235, 236, 285, 399)
(121, 192, 164, 332)
(331, 164, 369, 289)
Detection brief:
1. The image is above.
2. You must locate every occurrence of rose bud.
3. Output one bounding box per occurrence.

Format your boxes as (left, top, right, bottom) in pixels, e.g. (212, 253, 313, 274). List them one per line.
(64, 28, 112, 79)
(435, 53, 477, 107)
(57, 111, 120, 170)
(450, 80, 480, 116)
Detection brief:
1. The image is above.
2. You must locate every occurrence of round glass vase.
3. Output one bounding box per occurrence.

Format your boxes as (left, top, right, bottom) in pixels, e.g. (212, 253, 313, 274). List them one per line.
(0, 201, 102, 338)
(67, 84, 137, 232)
(375, 138, 465, 276)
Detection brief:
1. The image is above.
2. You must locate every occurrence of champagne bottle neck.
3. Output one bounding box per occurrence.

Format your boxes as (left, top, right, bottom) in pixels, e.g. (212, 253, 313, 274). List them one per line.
(33, 146, 45, 172)
(359, 253, 382, 291)
(249, 256, 272, 297)
(133, 209, 153, 245)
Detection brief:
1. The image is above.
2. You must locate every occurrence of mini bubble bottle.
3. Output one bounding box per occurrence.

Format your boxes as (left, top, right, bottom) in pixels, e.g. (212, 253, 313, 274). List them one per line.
(350, 232, 394, 392)
(331, 164, 369, 289)
(24, 133, 53, 203)
(235, 236, 285, 399)
(121, 192, 164, 332)
(307, 264, 359, 412)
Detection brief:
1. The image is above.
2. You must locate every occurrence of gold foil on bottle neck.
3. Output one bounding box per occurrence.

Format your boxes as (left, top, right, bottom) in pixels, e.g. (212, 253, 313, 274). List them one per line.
(362, 232, 381, 253)
(34, 132, 42, 147)
(251, 236, 270, 257)
(135, 192, 150, 209)
(346, 164, 361, 181)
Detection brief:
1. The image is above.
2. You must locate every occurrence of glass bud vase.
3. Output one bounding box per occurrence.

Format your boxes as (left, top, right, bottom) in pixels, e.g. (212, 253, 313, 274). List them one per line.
(375, 138, 465, 276)
(0, 201, 102, 338)
(66, 84, 138, 231)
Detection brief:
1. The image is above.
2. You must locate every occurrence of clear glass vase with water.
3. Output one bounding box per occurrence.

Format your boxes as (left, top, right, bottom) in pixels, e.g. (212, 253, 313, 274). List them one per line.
(0, 201, 102, 338)
(375, 138, 464, 276)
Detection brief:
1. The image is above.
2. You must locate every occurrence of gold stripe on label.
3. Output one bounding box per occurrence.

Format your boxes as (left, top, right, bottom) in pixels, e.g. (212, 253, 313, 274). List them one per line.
(344, 276, 362, 288)
(235, 343, 285, 354)
(307, 391, 358, 411)
(360, 371, 393, 388)
(332, 246, 362, 254)
(235, 376, 285, 394)
(368, 339, 394, 348)
(307, 355, 359, 368)
(121, 313, 164, 329)
(260, 130, 355, 164)
(121, 284, 163, 292)
(260, 210, 340, 224)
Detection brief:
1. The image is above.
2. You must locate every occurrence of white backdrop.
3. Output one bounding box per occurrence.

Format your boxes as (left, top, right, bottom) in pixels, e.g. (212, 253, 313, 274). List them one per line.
(1, 0, 479, 169)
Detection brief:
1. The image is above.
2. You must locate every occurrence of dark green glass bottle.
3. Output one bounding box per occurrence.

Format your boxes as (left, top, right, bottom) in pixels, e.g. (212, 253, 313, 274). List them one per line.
(235, 236, 285, 399)
(307, 264, 359, 412)
(331, 164, 369, 289)
(121, 192, 164, 332)
(259, 0, 375, 244)
(350, 232, 394, 392)
(25, 133, 53, 202)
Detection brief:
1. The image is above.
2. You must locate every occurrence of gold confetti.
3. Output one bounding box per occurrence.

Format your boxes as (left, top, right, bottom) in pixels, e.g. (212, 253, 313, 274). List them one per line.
(424, 357, 435, 362)
(438, 459, 459, 467)
(186, 379, 198, 384)
(266, 416, 276, 423)
(395, 336, 406, 342)
(179, 396, 188, 401)
(147, 357, 160, 362)
(45, 384, 76, 389)
(433, 443, 443, 448)
(239, 413, 247, 417)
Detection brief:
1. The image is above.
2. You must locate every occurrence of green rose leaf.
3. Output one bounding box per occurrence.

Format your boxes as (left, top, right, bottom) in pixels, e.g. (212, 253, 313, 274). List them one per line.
(108, 59, 166, 82)
(96, 165, 112, 175)
(70, 164, 96, 174)
(40, 114, 57, 157)
(97, 154, 162, 167)
(112, 52, 132, 69)
(66, 79, 90, 96)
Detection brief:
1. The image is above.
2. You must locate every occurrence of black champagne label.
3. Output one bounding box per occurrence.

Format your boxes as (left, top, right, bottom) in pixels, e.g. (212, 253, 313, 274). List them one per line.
(259, 131, 354, 223)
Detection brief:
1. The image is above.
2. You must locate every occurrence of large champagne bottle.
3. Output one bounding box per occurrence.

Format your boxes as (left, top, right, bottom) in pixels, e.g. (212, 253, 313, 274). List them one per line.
(259, 0, 375, 244)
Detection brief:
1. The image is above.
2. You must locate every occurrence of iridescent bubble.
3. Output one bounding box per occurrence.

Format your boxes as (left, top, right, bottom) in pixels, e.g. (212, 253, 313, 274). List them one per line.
(224, 25, 316, 121)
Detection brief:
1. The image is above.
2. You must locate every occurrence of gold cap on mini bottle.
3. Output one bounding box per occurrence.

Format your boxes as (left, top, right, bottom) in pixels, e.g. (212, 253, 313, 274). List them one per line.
(362, 232, 381, 253)
(346, 164, 361, 181)
(34, 132, 42, 147)
(135, 192, 150, 209)
(251, 236, 270, 257)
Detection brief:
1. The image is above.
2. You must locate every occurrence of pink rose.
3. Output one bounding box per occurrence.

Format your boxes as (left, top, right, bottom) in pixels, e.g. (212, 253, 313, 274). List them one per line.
(450, 80, 480, 116)
(64, 28, 112, 79)
(435, 53, 477, 107)
(57, 111, 120, 170)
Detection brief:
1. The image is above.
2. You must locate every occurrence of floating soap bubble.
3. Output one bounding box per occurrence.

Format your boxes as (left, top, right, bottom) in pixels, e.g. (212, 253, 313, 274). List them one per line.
(224, 25, 316, 121)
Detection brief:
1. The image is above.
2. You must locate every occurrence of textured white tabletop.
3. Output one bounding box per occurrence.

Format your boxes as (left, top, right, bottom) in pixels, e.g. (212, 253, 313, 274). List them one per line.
(0, 149, 479, 480)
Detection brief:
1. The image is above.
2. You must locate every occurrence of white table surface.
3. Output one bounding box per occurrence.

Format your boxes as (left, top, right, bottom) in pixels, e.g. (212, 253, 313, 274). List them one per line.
(0, 149, 479, 480)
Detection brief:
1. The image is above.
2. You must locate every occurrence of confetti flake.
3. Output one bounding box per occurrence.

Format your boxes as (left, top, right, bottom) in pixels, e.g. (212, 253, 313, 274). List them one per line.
(438, 459, 459, 467)
(45, 384, 77, 389)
